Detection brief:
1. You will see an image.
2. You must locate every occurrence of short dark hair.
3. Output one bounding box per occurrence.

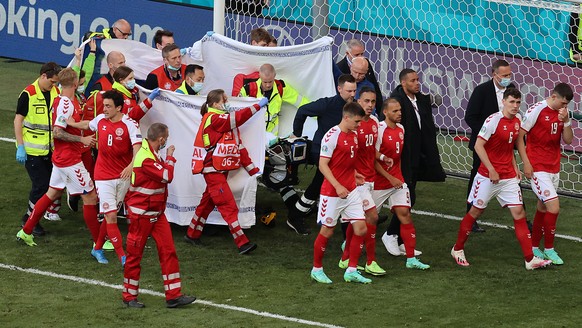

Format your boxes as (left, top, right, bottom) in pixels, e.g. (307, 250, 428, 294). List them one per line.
(359, 86, 376, 97)
(185, 64, 204, 75)
(154, 29, 174, 46)
(162, 44, 180, 58)
(102, 90, 125, 108)
(40, 62, 62, 78)
(503, 87, 521, 100)
(250, 27, 271, 44)
(398, 68, 416, 83)
(492, 59, 510, 73)
(337, 74, 356, 87)
(113, 66, 133, 82)
(343, 102, 365, 117)
(382, 97, 400, 112)
(79, 69, 86, 80)
(147, 122, 169, 140)
(552, 83, 574, 102)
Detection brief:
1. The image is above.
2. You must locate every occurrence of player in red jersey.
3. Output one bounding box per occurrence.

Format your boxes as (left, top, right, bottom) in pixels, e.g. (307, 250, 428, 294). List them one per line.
(451, 88, 552, 270)
(517, 83, 574, 265)
(311, 102, 371, 284)
(68, 90, 142, 265)
(372, 98, 430, 270)
(338, 87, 388, 276)
(17, 68, 101, 250)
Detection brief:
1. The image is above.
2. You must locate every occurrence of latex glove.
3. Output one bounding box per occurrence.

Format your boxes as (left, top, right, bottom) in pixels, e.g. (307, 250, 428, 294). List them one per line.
(180, 48, 188, 56)
(148, 88, 161, 101)
(206, 31, 215, 37)
(258, 97, 269, 108)
(16, 145, 27, 164)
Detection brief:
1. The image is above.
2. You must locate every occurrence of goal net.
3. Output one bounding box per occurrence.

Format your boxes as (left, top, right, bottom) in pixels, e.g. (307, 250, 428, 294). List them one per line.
(220, 0, 582, 196)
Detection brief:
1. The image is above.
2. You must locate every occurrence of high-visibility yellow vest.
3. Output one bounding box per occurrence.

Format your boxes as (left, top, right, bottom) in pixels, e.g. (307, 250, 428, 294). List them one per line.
(21, 79, 59, 156)
(131, 139, 155, 184)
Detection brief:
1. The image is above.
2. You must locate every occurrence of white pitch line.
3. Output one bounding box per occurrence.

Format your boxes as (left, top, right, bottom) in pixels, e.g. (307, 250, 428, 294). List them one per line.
(410, 208, 582, 243)
(0, 263, 343, 328)
(0, 136, 16, 143)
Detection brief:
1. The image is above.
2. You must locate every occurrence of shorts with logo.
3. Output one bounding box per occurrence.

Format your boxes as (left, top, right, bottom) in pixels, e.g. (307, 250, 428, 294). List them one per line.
(358, 181, 376, 211)
(317, 190, 365, 228)
(468, 173, 522, 209)
(530, 171, 559, 203)
(371, 183, 411, 211)
(49, 162, 94, 195)
(95, 179, 131, 214)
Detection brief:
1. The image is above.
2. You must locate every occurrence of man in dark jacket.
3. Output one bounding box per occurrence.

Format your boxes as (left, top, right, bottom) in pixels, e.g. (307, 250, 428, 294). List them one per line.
(287, 74, 357, 235)
(336, 39, 384, 117)
(464, 59, 515, 232)
(380, 68, 446, 256)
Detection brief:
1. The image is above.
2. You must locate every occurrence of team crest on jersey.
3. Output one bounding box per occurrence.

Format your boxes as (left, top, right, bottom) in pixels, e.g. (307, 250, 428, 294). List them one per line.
(353, 136, 358, 143)
(115, 128, 124, 136)
(543, 190, 550, 197)
(372, 125, 377, 133)
(164, 82, 172, 90)
(514, 123, 519, 131)
(399, 132, 404, 140)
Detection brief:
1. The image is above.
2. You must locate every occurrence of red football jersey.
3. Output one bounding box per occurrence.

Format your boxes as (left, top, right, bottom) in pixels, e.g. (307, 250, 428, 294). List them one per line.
(319, 126, 358, 197)
(89, 114, 142, 180)
(521, 100, 563, 173)
(374, 122, 405, 190)
(355, 116, 379, 182)
(51, 95, 84, 167)
(477, 112, 520, 179)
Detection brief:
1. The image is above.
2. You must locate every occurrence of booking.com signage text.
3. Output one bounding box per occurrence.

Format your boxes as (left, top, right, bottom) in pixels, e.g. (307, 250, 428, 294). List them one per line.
(0, 0, 213, 64)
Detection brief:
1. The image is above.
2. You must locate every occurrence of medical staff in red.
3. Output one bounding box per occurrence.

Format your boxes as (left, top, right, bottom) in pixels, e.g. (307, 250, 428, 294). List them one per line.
(122, 123, 195, 308)
(186, 89, 268, 254)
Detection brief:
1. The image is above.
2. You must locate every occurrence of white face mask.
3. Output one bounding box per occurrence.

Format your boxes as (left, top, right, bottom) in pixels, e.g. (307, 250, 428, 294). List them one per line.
(77, 85, 85, 94)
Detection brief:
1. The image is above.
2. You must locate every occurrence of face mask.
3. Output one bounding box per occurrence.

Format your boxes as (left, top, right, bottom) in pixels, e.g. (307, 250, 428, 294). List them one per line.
(167, 64, 180, 71)
(223, 102, 232, 112)
(192, 82, 204, 93)
(498, 77, 511, 88)
(159, 138, 167, 150)
(76, 85, 85, 94)
(125, 79, 136, 90)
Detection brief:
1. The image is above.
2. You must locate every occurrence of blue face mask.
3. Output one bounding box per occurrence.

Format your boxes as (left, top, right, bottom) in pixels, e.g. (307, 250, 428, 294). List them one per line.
(499, 77, 511, 87)
(125, 79, 136, 90)
(223, 102, 232, 112)
(167, 64, 180, 71)
(192, 82, 204, 93)
(159, 138, 167, 150)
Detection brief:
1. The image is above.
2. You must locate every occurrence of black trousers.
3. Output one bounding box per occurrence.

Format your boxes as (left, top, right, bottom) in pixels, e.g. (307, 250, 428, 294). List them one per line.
(290, 152, 324, 219)
(24, 154, 53, 218)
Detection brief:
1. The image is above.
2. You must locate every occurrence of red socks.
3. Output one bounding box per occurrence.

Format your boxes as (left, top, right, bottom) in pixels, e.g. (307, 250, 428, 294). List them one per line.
(107, 222, 125, 259)
(454, 213, 476, 251)
(23, 194, 52, 234)
(543, 212, 559, 249)
(531, 210, 545, 247)
(94, 220, 108, 250)
(341, 223, 354, 261)
(348, 234, 364, 268)
(365, 223, 377, 265)
(514, 218, 534, 262)
(400, 223, 416, 258)
(83, 204, 100, 243)
(313, 233, 329, 268)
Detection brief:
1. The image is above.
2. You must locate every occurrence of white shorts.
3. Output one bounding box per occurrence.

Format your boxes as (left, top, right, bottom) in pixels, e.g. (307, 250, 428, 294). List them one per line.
(530, 172, 559, 203)
(317, 190, 365, 228)
(371, 183, 411, 211)
(468, 173, 522, 209)
(50, 162, 94, 196)
(357, 181, 376, 212)
(95, 179, 130, 214)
